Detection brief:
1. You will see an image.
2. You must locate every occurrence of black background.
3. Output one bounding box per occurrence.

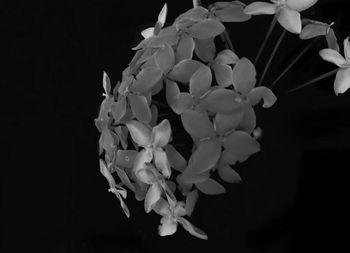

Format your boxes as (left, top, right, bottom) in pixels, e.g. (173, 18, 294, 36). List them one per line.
(0, 0, 349, 252)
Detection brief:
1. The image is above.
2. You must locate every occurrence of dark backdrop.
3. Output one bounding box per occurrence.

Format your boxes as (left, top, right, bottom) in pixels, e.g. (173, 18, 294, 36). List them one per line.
(0, 0, 349, 252)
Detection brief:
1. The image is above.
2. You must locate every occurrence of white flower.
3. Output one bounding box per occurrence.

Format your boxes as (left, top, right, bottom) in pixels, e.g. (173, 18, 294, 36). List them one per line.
(244, 0, 319, 34)
(319, 37, 350, 95)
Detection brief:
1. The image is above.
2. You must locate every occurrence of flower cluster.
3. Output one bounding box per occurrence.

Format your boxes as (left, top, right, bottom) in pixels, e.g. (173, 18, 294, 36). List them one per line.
(95, 0, 348, 239)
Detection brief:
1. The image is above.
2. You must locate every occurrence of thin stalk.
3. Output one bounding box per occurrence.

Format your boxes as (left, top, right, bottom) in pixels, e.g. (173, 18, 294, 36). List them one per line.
(220, 31, 235, 52)
(258, 29, 286, 86)
(287, 68, 339, 93)
(254, 15, 277, 65)
(270, 37, 320, 89)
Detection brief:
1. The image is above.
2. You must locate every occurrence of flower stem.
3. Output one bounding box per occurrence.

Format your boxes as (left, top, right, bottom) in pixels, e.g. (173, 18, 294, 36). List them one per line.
(270, 37, 320, 89)
(254, 15, 277, 65)
(287, 68, 339, 93)
(258, 29, 286, 87)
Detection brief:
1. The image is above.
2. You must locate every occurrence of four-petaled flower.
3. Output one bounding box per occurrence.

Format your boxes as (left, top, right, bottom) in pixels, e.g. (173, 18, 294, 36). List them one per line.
(244, 0, 318, 34)
(127, 119, 172, 181)
(319, 37, 350, 95)
(153, 197, 208, 239)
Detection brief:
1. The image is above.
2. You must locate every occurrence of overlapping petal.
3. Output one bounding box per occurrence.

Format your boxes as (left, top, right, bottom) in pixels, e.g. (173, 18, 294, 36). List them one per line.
(154, 148, 171, 178)
(165, 144, 187, 172)
(232, 57, 256, 94)
(189, 65, 212, 98)
(195, 178, 226, 195)
(222, 130, 261, 155)
(188, 139, 222, 174)
(319, 49, 347, 67)
(152, 119, 171, 147)
(130, 67, 163, 94)
(128, 94, 151, 123)
(155, 42, 175, 74)
(214, 109, 244, 136)
(176, 33, 195, 63)
(212, 63, 233, 87)
(181, 110, 215, 139)
(203, 88, 242, 114)
(159, 216, 178, 236)
(168, 59, 205, 83)
(185, 190, 198, 216)
(144, 183, 162, 213)
(218, 165, 242, 183)
(188, 19, 226, 40)
(126, 120, 152, 147)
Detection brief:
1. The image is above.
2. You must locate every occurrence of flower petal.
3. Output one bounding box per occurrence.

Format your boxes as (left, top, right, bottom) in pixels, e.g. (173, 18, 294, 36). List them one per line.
(177, 170, 210, 184)
(101, 127, 116, 161)
(247, 86, 277, 108)
(299, 23, 327, 40)
(115, 167, 136, 192)
(276, 7, 301, 34)
(203, 88, 242, 114)
(130, 67, 163, 94)
(243, 2, 276, 15)
(175, 6, 209, 22)
(213, 3, 251, 22)
(194, 37, 216, 62)
(159, 216, 178, 236)
(152, 119, 171, 147)
(141, 27, 154, 39)
(157, 3, 168, 27)
(153, 197, 171, 216)
(165, 144, 187, 172)
(116, 150, 138, 169)
(155, 42, 175, 74)
(168, 59, 205, 83)
(129, 94, 151, 123)
(286, 0, 318, 12)
(188, 139, 222, 174)
(212, 63, 233, 87)
(171, 93, 194, 114)
(222, 130, 261, 156)
(111, 96, 127, 122)
(149, 26, 179, 48)
(218, 165, 242, 183)
(326, 28, 340, 52)
(334, 67, 350, 95)
(185, 190, 199, 216)
(343, 37, 350, 61)
(154, 148, 171, 178)
(133, 149, 154, 174)
(214, 109, 244, 136)
(99, 159, 116, 189)
(176, 33, 195, 63)
(215, 49, 239, 65)
(188, 19, 226, 40)
(189, 65, 212, 98)
(150, 104, 158, 127)
(126, 120, 152, 147)
(236, 105, 256, 134)
(232, 57, 257, 94)
(181, 110, 215, 139)
(178, 217, 208, 240)
(144, 183, 162, 213)
(195, 178, 226, 195)
(319, 49, 346, 67)
(102, 71, 111, 95)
